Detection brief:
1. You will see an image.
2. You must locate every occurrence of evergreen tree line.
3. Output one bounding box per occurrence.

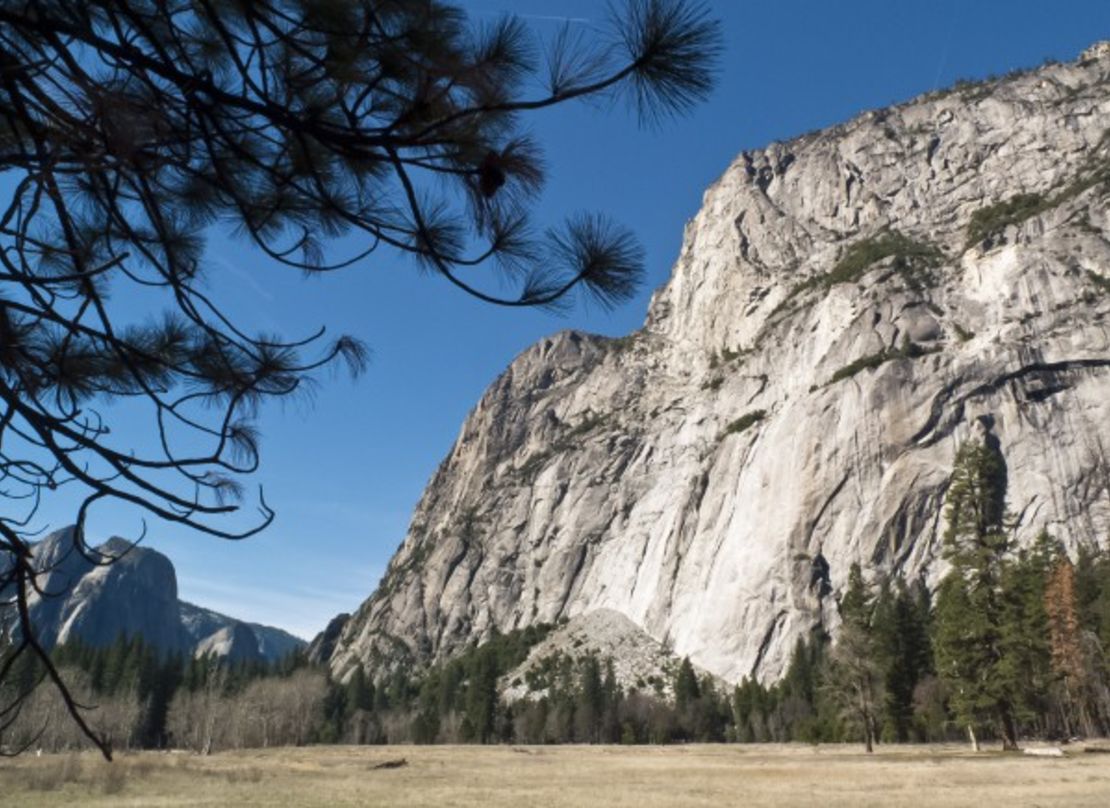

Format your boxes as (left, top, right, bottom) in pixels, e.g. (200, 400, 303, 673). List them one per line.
(735, 439, 1110, 752)
(0, 624, 737, 751)
(931, 438, 1110, 749)
(4, 440, 1110, 753)
(316, 624, 734, 746)
(4, 538, 1110, 754)
(732, 574, 937, 748)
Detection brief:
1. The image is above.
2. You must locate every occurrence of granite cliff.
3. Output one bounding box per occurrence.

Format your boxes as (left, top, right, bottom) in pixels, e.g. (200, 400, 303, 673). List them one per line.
(329, 44, 1110, 686)
(4, 527, 304, 663)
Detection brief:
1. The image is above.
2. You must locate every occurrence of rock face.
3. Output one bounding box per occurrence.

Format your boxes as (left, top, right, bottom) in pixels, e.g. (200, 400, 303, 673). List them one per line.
(500, 610, 719, 702)
(192, 622, 264, 664)
(306, 613, 350, 666)
(21, 529, 184, 651)
(5, 527, 304, 663)
(179, 601, 305, 663)
(329, 47, 1110, 686)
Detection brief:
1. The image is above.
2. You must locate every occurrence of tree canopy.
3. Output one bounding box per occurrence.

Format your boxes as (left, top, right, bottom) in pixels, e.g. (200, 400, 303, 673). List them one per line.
(0, 0, 721, 757)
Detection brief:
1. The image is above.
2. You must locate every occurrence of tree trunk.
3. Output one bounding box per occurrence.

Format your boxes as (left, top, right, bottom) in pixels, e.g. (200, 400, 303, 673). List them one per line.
(967, 724, 980, 752)
(999, 708, 1019, 751)
(1070, 678, 1096, 738)
(1060, 680, 1076, 739)
(857, 686, 874, 754)
(1079, 703, 1096, 739)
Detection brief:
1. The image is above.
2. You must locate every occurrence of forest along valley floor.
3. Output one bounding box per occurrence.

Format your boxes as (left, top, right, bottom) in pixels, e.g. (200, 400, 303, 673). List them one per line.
(2, 743, 1110, 807)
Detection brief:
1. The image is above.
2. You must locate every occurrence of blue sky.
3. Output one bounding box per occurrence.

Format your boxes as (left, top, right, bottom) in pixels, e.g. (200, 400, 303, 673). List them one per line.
(24, 1, 1110, 639)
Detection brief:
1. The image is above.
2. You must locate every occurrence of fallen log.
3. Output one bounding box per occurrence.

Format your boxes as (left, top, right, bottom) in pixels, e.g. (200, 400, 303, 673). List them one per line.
(1022, 747, 1064, 758)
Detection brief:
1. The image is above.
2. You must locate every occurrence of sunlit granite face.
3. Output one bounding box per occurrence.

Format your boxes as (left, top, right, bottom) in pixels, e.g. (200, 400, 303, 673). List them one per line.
(5, 526, 303, 663)
(329, 46, 1110, 686)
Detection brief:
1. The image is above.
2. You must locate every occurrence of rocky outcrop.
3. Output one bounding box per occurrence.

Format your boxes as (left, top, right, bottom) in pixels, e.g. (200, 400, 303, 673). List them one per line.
(329, 46, 1110, 686)
(179, 601, 304, 663)
(500, 610, 719, 702)
(20, 529, 184, 651)
(306, 613, 350, 666)
(193, 622, 264, 664)
(4, 527, 304, 663)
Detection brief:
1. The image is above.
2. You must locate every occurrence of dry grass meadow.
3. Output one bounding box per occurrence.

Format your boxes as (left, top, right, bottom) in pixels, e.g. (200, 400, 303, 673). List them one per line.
(2, 743, 1110, 807)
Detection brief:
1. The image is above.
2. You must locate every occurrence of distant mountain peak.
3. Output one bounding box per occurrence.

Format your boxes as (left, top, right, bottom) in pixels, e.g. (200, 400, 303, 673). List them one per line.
(2, 527, 305, 663)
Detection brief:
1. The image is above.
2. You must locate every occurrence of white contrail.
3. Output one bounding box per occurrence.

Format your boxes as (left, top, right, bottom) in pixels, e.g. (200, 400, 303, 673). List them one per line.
(471, 8, 591, 25)
(517, 14, 591, 24)
(214, 255, 276, 303)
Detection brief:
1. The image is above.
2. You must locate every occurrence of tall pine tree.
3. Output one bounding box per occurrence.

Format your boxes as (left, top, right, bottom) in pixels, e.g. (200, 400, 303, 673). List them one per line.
(933, 434, 1019, 750)
(996, 537, 1054, 737)
(874, 577, 932, 742)
(828, 563, 882, 752)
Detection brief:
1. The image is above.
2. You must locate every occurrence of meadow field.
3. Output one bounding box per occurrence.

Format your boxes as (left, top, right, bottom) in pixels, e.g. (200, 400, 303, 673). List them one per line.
(2, 743, 1110, 807)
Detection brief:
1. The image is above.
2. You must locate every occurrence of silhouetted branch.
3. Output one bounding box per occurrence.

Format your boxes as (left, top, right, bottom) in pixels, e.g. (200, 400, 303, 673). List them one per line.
(0, 0, 719, 757)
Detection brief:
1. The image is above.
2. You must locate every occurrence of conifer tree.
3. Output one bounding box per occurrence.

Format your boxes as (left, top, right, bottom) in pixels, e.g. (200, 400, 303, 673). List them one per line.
(933, 434, 1018, 750)
(463, 646, 499, 743)
(577, 654, 605, 742)
(874, 578, 932, 742)
(674, 656, 701, 712)
(1075, 546, 1110, 654)
(346, 667, 374, 714)
(602, 660, 621, 743)
(828, 563, 881, 752)
(1045, 548, 1097, 736)
(732, 677, 766, 742)
(996, 539, 1053, 736)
